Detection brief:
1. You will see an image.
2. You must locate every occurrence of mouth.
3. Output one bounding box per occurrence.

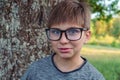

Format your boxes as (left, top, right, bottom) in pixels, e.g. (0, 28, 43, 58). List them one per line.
(58, 48, 72, 53)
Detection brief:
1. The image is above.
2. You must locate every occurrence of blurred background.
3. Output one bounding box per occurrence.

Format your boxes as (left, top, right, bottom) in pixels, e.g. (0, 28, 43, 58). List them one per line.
(0, 0, 120, 80)
(82, 0, 120, 80)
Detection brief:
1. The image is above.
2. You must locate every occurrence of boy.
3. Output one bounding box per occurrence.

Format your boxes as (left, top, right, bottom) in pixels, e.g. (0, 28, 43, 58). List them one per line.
(21, 0, 105, 80)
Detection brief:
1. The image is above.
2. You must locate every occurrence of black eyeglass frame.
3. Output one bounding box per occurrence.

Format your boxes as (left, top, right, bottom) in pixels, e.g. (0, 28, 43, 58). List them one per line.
(45, 27, 88, 41)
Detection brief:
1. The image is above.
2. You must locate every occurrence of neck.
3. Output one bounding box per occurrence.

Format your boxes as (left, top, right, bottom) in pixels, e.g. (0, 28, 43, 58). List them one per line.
(53, 54, 84, 72)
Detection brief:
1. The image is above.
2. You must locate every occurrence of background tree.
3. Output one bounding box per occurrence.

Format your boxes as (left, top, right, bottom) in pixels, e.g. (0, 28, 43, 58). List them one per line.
(110, 17, 120, 39)
(0, 0, 120, 80)
(94, 20, 107, 36)
(88, 0, 120, 21)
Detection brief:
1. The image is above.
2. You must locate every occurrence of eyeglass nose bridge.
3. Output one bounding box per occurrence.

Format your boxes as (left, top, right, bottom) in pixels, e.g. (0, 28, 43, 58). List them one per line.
(59, 30, 69, 40)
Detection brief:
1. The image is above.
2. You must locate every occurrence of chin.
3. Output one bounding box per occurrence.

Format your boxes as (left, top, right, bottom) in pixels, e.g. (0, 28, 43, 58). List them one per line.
(59, 53, 74, 59)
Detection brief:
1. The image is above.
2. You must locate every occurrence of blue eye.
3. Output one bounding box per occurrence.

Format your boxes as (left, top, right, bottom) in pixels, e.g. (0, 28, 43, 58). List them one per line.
(67, 29, 80, 35)
(50, 29, 60, 35)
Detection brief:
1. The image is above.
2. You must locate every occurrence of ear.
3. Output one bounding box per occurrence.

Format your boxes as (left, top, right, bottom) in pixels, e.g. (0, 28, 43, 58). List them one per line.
(84, 30, 91, 44)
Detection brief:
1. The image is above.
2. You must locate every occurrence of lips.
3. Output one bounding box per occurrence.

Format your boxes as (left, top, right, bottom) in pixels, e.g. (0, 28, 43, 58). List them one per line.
(58, 48, 72, 53)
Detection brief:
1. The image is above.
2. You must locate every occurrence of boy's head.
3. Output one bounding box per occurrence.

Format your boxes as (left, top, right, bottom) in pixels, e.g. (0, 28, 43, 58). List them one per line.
(47, 0, 91, 29)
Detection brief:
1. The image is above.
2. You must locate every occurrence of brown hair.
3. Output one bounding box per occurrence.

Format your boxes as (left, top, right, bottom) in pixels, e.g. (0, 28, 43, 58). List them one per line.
(47, 0, 91, 29)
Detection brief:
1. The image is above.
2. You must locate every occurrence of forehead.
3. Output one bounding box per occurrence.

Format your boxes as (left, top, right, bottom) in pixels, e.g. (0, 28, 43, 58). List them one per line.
(50, 22, 83, 30)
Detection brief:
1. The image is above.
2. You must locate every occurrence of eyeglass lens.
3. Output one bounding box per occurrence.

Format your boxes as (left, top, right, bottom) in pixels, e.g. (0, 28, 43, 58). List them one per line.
(46, 28, 84, 41)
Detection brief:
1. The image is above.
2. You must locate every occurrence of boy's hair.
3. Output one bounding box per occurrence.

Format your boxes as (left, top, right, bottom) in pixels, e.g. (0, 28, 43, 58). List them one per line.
(47, 0, 91, 29)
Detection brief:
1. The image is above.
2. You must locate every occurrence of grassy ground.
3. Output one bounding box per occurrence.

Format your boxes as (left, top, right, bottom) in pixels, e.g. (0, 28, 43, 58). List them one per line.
(81, 45, 120, 80)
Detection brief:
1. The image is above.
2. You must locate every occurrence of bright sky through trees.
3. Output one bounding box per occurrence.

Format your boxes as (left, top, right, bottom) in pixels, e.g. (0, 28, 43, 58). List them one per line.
(91, 0, 120, 19)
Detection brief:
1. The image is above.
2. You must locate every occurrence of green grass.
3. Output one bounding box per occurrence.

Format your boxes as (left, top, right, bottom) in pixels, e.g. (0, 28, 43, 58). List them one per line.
(81, 45, 120, 80)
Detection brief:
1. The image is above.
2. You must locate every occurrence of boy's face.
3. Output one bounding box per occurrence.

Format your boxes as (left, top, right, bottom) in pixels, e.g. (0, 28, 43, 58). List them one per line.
(50, 23, 91, 59)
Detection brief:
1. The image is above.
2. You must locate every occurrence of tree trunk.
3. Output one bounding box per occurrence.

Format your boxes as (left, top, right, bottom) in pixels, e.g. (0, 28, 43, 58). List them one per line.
(0, 0, 62, 79)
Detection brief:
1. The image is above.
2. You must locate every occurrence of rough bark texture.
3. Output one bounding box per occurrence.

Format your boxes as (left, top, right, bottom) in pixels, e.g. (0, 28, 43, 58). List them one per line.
(0, 0, 63, 80)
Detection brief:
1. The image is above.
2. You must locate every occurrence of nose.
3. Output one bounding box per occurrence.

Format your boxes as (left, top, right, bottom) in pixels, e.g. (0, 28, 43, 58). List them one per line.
(59, 33, 69, 44)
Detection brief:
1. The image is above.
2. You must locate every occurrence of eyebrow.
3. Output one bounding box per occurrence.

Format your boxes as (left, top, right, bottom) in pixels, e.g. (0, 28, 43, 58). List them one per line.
(50, 26, 82, 30)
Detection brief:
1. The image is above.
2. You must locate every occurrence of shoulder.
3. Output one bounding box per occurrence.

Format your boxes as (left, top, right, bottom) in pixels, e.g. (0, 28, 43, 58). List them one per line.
(81, 61, 105, 80)
(30, 55, 52, 69)
(21, 55, 52, 80)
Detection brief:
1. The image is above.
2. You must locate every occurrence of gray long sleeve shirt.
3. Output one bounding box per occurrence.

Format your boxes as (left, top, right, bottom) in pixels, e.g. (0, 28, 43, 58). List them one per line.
(21, 54, 105, 80)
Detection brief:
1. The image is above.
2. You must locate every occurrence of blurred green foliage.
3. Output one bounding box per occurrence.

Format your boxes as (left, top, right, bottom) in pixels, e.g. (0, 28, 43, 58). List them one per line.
(79, 0, 120, 48)
(89, 16, 120, 48)
(88, 0, 120, 21)
(110, 18, 120, 39)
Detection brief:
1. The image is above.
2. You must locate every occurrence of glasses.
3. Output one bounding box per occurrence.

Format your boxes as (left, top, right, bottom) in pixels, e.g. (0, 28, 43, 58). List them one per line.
(45, 28, 88, 41)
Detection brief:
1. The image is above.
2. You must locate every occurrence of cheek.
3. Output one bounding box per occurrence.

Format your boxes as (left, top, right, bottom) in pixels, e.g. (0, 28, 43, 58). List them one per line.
(72, 39, 85, 50)
(50, 41, 57, 48)
(73, 42, 83, 48)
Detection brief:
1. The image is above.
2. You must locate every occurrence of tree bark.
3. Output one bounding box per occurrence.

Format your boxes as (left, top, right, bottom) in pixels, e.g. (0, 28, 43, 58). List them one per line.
(0, 0, 62, 79)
